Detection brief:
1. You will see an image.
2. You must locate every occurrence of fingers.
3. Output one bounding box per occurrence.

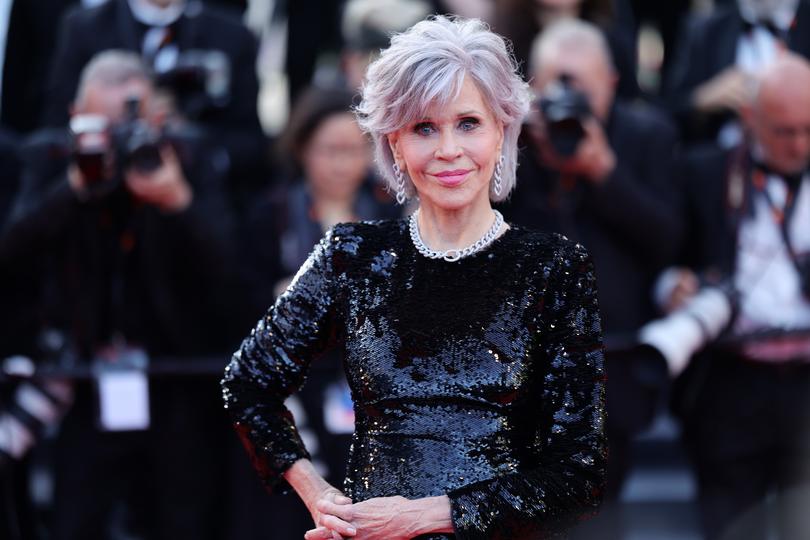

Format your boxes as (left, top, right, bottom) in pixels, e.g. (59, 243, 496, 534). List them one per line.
(304, 526, 340, 540)
(319, 513, 356, 537)
(317, 499, 353, 520)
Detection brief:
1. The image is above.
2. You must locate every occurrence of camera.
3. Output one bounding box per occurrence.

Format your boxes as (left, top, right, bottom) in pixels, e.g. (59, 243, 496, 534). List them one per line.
(69, 97, 164, 184)
(538, 74, 592, 157)
(153, 49, 230, 121)
(638, 284, 737, 377)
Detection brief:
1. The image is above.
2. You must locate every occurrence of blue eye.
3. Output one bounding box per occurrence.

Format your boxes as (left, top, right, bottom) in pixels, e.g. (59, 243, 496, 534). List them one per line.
(414, 122, 435, 136)
(459, 118, 479, 131)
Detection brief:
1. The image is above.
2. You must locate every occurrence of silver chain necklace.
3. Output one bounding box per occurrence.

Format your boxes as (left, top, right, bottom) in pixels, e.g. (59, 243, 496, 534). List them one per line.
(408, 209, 505, 262)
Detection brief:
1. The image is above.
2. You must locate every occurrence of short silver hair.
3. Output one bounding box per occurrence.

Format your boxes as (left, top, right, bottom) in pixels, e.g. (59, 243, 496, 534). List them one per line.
(529, 18, 614, 78)
(355, 15, 531, 203)
(75, 50, 152, 107)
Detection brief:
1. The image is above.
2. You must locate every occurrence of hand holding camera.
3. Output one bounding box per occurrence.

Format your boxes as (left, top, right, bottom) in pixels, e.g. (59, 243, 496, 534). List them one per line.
(67, 98, 192, 212)
(532, 75, 616, 183)
(125, 144, 192, 213)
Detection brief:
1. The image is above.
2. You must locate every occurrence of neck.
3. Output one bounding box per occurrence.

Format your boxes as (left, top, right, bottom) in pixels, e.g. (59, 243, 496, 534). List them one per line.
(416, 197, 502, 252)
(310, 190, 356, 229)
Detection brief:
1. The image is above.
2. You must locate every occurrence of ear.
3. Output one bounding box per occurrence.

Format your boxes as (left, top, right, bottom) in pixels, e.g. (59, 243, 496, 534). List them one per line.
(387, 132, 403, 167)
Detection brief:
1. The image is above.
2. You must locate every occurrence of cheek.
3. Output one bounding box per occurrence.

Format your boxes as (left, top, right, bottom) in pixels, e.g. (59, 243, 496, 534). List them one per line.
(399, 140, 432, 177)
(304, 154, 332, 183)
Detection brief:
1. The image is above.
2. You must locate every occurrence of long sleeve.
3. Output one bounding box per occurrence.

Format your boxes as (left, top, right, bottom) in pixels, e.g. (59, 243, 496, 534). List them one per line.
(580, 106, 683, 269)
(0, 134, 79, 262)
(221, 228, 344, 492)
(448, 240, 607, 539)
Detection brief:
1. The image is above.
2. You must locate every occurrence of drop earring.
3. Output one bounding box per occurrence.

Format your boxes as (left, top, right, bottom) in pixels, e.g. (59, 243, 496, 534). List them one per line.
(493, 154, 504, 197)
(393, 162, 407, 204)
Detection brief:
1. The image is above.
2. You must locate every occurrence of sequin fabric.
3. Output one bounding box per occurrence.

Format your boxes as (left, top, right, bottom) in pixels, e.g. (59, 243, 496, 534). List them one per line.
(221, 219, 607, 539)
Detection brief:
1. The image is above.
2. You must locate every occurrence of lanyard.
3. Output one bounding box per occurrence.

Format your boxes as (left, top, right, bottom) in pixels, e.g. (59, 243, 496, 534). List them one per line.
(754, 169, 804, 270)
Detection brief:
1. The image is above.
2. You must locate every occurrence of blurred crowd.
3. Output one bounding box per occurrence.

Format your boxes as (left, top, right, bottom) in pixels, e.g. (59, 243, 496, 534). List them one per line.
(1, 0, 810, 539)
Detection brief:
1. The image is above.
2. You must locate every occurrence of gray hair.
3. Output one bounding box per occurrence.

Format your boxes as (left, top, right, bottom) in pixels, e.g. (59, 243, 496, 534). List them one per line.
(75, 50, 152, 107)
(355, 15, 531, 203)
(529, 18, 614, 78)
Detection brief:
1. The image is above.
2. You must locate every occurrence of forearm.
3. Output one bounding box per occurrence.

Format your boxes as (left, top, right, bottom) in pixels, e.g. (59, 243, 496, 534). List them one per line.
(408, 495, 454, 537)
(285, 458, 337, 513)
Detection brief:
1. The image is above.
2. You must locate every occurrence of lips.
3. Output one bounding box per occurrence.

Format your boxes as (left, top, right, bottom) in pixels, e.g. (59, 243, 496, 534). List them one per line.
(432, 169, 470, 187)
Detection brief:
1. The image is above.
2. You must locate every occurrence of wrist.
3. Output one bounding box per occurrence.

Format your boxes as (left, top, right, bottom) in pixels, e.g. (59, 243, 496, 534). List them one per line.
(408, 495, 454, 536)
(284, 459, 333, 511)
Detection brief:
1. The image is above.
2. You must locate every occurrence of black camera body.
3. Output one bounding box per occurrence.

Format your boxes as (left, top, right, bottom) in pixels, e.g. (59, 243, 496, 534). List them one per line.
(70, 97, 164, 185)
(538, 74, 592, 157)
(154, 49, 230, 121)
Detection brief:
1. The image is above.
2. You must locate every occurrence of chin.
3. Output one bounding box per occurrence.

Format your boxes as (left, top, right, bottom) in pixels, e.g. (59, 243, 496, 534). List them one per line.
(412, 174, 493, 209)
(420, 189, 485, 212)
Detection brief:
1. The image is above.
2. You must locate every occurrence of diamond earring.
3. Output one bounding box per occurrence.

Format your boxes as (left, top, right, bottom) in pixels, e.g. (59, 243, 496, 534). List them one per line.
(393, 162, 407, 204)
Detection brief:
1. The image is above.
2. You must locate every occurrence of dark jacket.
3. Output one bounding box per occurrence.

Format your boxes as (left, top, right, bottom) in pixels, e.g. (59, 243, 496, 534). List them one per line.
(0, 0, 75, 135)
(665, 0, 810, 142)
(676, 143, 742, 276)
(0, 129, 240, 359)
(42, 0, 265, 196)
(502, 100, 682, 338)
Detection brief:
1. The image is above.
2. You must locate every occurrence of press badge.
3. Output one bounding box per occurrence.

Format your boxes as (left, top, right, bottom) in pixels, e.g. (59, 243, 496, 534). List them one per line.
(93, 344, 150, 432)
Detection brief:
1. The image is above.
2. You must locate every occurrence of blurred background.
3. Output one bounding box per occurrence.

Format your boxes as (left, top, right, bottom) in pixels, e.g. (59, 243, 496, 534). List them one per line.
(2, 0, 810, 539)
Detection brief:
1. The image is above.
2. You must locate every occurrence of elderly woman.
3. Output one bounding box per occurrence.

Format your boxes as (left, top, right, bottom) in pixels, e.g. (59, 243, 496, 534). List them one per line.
(222, 15, 606, 540)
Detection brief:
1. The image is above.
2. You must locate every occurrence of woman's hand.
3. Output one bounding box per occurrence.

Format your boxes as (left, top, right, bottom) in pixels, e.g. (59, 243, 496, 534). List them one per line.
(283, 460, 355, 539)
(306, 487, 355, 539)
(309, 495, 453, 540)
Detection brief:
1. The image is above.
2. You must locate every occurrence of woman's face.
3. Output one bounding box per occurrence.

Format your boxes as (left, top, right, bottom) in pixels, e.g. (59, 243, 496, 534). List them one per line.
(302, 112, 371, 200)
(388, 77, 504, 212)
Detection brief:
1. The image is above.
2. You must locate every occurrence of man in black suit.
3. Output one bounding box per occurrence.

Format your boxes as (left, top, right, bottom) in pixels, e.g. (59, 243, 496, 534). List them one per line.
(499, 18, 682, 539)
(2, 50, 238, 540)
(666, 53, 810, 540)
(43, 0, 266, 206)
(666, 0, 810, 144)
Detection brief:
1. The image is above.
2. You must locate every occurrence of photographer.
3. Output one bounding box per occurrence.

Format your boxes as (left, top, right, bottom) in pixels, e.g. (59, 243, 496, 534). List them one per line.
(660, 53, 810, 540)
(42, 0, 266, 208)
(499, 18, 682, 538)
(1, 50, 237, 539)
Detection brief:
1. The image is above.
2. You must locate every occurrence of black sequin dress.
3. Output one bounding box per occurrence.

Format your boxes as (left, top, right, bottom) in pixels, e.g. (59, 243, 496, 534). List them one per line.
(222, 219, 607, 539)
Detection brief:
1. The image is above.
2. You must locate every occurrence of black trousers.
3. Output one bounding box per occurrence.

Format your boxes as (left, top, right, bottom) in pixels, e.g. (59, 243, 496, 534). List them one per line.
(49, 378, 228, 540)
(680, 353, 810, 540)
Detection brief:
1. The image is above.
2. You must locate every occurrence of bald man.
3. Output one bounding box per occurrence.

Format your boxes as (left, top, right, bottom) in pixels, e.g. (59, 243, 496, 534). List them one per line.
(668, 53, 810, 540)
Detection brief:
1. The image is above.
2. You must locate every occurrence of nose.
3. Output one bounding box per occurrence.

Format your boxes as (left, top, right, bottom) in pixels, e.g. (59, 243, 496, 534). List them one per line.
(435, 127, 462, 160)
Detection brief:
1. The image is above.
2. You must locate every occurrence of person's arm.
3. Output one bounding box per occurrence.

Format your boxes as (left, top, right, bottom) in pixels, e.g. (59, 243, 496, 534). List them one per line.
(580, 111, 683, 268)
(221, 226, 346, 494)
(0, 137, 83, 262)
(447, 239, 607, 539)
